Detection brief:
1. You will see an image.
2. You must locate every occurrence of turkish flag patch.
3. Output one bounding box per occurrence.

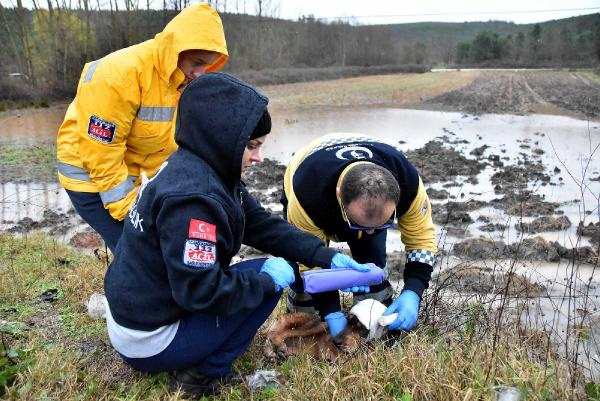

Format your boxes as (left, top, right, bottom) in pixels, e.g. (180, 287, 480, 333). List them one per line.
(188, 219, 217, 243)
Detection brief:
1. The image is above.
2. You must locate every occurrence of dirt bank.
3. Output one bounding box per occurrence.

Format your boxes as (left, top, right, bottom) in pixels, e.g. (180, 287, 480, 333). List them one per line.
(426, 71, 600, 118)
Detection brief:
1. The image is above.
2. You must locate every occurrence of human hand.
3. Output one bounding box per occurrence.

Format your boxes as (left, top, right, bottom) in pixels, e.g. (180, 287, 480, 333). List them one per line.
(260, 257, 295, 292)
(330, 253, 371, 272)
(324, 311, 348, 338)
(382, 290, 420, 331)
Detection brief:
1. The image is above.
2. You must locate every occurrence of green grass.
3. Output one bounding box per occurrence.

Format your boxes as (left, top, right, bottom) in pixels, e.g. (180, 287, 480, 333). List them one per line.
(262, 71, 480, 109)
(0, 100, 50, 113)
(0, 233, 590, 400)
(578, 71, 600, 85)
(0, 143, 56, 167)
(0, 99, 50, 111)
(0, 143, 57, 183)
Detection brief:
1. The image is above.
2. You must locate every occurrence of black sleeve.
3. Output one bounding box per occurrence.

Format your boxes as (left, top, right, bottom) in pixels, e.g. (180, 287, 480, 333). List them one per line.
(312, 291, 342, 319)
(403, 261, 433, 298)
(156, 194, 276, 316)
(241, 186, 337, 268)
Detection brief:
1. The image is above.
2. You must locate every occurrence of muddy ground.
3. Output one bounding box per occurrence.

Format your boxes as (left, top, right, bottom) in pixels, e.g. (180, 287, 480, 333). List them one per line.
(3, 134, 598, 271)
(426, 71, 600, 118)
(1, 70, 599, 284)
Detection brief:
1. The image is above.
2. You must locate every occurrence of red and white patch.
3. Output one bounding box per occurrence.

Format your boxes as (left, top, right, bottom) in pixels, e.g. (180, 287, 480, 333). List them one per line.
(183, 239, 216, 268)
(188, 219, 216, 242)
(87, 115, 116, 143)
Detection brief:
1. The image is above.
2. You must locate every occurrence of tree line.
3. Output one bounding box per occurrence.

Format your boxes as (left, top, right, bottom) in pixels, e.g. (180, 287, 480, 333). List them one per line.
(456, 21, 600, 65)
(0, 0, 598, 103)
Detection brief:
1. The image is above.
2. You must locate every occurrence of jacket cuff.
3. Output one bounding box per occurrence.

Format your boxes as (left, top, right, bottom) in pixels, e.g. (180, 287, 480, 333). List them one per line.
(402, 277, 427, 299)
(312, 290, 341, 319)
(310, 247, 338, 269)
(258, 273, 278, 295)
(402, 261, 433, 299)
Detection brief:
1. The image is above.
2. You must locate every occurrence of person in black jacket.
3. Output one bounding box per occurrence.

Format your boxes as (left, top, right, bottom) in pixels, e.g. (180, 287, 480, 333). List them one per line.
(103, 73, 371, 398)
(282, 133, 437, 337)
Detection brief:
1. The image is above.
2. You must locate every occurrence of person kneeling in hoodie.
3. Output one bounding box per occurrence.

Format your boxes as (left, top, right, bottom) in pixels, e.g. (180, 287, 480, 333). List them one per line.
(103, 73, 371, 398)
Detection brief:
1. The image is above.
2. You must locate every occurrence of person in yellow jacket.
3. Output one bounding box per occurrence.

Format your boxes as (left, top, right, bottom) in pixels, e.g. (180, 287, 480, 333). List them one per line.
(282, 133, 437, 335)
(56, 3, 228, 252)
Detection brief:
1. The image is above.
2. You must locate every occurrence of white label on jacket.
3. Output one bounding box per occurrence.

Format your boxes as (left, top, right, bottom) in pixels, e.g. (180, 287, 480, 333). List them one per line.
(128, 162, 168, 233)
(335, 145, 373, 160)
(183, 239, 216, 268)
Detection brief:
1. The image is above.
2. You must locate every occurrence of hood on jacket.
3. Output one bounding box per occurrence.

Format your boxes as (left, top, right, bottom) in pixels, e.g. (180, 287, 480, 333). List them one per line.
(175, 73, 269, 188)
(153, 3, 228, 82)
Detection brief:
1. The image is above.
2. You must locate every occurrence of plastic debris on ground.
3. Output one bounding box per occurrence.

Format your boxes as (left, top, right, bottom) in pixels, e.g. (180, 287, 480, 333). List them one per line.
(245, 369, 287, 392)
(86, 292, 108, 319)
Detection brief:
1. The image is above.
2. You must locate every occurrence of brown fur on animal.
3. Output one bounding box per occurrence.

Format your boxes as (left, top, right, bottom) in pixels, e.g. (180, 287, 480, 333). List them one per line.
(263, 312, 363, 362)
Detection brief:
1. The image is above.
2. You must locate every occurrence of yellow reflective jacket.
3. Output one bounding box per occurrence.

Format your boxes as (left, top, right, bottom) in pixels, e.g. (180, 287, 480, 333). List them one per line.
(56, 3, 228, 220)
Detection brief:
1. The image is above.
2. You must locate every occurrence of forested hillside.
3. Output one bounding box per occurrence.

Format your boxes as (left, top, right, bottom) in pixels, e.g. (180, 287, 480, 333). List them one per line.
(0, 1, 598, 102)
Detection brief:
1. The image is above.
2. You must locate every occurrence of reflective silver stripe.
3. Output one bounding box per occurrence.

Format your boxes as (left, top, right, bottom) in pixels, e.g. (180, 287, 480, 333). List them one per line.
(99, 179, 135, 205)
(57, 161, 93, 182)
(58, 161, 138, 195)
(136, 106, 176, 122)
(83, 59, 101, 83)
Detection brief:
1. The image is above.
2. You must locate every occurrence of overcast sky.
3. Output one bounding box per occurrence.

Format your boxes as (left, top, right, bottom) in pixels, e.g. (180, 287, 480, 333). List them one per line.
(9, 0, 600, 25)
(274, 0, 600, 25)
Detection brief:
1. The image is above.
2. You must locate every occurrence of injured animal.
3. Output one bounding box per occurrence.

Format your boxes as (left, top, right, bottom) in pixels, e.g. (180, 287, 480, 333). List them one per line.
(263, 300, 396, 361)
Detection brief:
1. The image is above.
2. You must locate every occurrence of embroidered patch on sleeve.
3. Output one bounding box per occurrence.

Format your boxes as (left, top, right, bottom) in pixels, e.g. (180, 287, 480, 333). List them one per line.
(88, 115, 116, 143)
(188, 219, 217, 242)
(183, 239, 217, 268)
(421, 200, 428, 216)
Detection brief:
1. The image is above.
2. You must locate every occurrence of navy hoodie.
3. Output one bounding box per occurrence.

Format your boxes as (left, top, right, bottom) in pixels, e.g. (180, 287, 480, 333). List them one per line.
(104, 73, 337, 331)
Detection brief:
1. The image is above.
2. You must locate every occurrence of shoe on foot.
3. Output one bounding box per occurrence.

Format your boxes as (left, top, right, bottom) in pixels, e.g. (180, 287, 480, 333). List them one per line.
(170, 368, 243, 398)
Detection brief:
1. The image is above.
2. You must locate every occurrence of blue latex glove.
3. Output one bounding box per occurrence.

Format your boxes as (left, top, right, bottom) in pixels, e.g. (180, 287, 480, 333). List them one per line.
(331, 254, 372, 293)
(260, 257, 295, 292)
(330, 253, 371, 272)
(382, 290, 420, 331)
(324, 311, 348, 338)
(341, 285, 371, 293)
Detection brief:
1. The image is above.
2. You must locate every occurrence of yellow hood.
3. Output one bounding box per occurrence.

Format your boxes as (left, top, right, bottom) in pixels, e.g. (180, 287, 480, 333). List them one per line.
(153, 3, 228, 82)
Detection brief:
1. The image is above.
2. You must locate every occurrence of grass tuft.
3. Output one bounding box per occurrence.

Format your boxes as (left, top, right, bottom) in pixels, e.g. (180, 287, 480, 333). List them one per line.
(0, 233, 590, 400)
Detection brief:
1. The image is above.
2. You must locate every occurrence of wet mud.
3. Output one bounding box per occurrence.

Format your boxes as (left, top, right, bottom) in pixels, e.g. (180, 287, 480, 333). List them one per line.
(6, 209, 74, 236)
(2, 134, 597, 268)
(578, 222, 600, 246)
(426, 71, 600, 118)
(405, 139, 486, 183)
(452, 236, 598, 265)
(432, 263, 546, 296)
(2, 74, 598, 264)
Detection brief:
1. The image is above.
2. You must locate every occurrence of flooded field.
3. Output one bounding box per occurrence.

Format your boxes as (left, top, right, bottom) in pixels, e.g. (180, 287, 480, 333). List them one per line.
(1, 71, 599, 377)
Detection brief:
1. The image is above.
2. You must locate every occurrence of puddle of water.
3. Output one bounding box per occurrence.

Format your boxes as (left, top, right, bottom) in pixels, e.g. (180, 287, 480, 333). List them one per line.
(3, 105, 600, 377)
(266, 107, 600, 247)
(2, 106, 598, 248)
(0, 182, 69, 223)
(0, 106, 66, 144)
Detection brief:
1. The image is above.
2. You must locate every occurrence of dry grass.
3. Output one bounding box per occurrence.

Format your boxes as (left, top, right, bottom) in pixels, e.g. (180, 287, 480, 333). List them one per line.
(1, 233, 593, 400)
(261, 71, 480, 110)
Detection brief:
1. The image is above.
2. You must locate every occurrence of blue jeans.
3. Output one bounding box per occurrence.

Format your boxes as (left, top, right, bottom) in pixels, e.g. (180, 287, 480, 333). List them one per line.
(65, 190, 123, 252)
(120, 258, 280, 376)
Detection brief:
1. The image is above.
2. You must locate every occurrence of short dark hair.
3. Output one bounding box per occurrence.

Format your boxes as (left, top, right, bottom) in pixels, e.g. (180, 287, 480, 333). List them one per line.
(340, 163, 400, 206)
